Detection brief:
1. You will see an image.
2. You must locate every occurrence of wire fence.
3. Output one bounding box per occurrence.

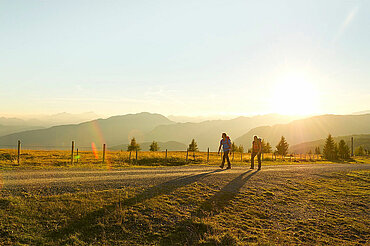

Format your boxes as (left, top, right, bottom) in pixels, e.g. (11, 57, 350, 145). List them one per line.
(0, 141, 323, 167)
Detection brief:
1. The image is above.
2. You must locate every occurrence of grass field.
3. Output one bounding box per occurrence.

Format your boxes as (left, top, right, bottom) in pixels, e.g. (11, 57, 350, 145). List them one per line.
(1, 148, 364, 170)
(0, 168, 368, 245)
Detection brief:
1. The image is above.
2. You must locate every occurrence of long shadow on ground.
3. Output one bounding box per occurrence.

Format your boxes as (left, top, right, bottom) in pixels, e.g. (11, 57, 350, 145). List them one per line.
(160, 170, 259, 245)
(48, 169, 224, 242)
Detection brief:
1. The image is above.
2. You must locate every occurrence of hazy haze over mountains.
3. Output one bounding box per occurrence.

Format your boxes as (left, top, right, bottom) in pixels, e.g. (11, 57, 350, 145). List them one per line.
(0, 112, 100, 127)
(235, 114, 370, 149)
(0, 112, 369, 152)
(0, 113, 173, 149)
(146, 114, 302, 151)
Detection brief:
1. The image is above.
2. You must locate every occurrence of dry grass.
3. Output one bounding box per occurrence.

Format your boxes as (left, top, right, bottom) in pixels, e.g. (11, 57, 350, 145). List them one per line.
(0, 169, 368, 245)
(0, 148, 367, 170)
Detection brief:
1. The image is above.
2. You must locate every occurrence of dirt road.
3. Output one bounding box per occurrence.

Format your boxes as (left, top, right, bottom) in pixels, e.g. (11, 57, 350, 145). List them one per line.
(1, 163, 369, 196)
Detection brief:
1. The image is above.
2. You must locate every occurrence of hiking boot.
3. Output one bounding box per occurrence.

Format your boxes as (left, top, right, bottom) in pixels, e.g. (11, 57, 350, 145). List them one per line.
(219, 165, 224, 169)
(226, 166, 231, 169)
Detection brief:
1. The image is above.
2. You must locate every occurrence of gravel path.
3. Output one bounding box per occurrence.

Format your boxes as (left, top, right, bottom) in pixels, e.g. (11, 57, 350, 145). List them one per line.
(1, 163, 369, 196)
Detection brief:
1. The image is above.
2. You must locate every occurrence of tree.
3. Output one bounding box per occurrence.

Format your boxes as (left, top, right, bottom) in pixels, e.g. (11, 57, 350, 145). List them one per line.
(149, 141, 159, 151)
(231, 142, 238, 152)
(323, 134, 337, 160)
(127, 137, 141, 151)
(238, 145, 244, 153)
(262, 140, 272, 153)
(276, 136, 289, 156)
(355, 146, 365, 156)
(314, 146, 321, 155)
(188, 139, 199, 152)
(337, 140, 350, 159)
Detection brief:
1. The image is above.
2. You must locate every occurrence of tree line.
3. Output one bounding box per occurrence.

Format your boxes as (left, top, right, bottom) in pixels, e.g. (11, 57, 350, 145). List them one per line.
(126, 135, 368, 161)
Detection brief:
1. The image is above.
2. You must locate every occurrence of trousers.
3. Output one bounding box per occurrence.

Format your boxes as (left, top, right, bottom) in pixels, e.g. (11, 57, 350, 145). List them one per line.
(251, 151, 261, 169)
(221, 150, 231, 167)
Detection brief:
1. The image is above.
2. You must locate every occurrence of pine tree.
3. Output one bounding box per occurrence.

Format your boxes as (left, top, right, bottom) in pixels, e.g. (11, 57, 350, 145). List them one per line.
(188, 139, 199, 152)
(149, 141, 159, 151)
(238, 145, 244, 153)
(276, 136, 289, 156)
(337, 140, 350, 159)
(323, 134, 337, 160)
(263, 141, 272, 153)
(127, 137, 141, 151)
(231, 142, 238, 152)
(355, 146, 365, 156)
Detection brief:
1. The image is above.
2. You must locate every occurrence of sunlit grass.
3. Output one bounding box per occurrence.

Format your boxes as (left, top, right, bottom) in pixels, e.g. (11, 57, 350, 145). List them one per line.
(0, 149, 368, 170)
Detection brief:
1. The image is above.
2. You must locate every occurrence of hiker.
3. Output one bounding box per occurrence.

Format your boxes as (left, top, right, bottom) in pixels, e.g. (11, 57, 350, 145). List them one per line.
(218, 133, 231, 169)
(251, 135, 262, 170)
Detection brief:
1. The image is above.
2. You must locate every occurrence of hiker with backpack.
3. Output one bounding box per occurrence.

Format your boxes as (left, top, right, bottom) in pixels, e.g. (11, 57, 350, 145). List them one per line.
(218, 133, 232, 169)
(251, 135, 262, 170)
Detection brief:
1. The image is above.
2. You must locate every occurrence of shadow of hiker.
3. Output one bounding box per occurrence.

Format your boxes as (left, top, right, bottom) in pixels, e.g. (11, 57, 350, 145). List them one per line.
(195, 170, 259, 218)
(48, 169, 225, 242)
(160, 170, 260, 245)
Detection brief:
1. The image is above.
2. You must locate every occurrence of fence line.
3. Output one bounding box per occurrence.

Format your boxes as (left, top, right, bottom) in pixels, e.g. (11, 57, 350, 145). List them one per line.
(0, 140, 329, 166)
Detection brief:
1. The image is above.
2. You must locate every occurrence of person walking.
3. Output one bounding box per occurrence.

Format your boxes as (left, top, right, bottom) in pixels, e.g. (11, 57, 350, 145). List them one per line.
(218, 133, 232, 169)
(251, 135, 262, 170)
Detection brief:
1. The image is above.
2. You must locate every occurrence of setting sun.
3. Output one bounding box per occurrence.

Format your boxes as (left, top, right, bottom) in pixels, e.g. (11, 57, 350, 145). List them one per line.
(271, 72, 319, 115)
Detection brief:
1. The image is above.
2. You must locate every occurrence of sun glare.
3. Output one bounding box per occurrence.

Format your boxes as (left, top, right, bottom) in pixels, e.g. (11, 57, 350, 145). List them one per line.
(271, 72, 319, 115)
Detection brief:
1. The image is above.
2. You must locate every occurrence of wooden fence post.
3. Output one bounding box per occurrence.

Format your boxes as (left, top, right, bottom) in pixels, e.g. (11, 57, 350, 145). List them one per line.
(207, 148, 209, 163)
(351, 137, 354, 156)
(71, 141, 74, 165)
(135, 149, 138, 163)
(129, 151, 131, 163)
(186, 149, 189, 162)
(165, 149, 168, 163)
(241, 152, 243, 162)
(102, 144, 106, 163)
(17, 140, 21, 165)
(76, 148, 79, 163)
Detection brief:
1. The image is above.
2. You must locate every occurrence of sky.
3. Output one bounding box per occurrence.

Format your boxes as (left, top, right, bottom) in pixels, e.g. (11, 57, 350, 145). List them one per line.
(1, 0, 369, 117)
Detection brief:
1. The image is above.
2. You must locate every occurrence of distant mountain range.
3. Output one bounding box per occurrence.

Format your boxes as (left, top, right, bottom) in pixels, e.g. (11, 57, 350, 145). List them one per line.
(290, 134, 370, 154)
(145, 114, 300, 151)
(0, 112, 100, 127)
(0, 112, 173, 149)
(0, 112, 369, 152)
(235, 114, 370, 149)
(352, 110, 370, 115)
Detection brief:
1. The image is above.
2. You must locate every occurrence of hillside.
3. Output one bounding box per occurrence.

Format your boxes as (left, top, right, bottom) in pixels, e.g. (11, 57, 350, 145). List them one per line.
(145, 114, 300, 151)
(0, 125, 44, 138)
(0, 112, 173, 149)
(235, 114, 370, 149)
(110, 141, 187, 151)
(290, 134, 370, 154)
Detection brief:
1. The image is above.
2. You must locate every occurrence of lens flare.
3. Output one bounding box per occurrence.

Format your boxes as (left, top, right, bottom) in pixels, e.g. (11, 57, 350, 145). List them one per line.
(91, 142, 99, 159)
